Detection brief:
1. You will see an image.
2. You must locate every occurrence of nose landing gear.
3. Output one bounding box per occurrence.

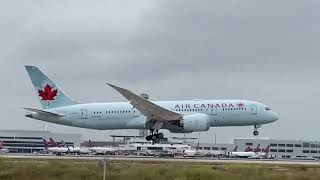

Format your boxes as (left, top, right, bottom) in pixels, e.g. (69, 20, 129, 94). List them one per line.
(145, 129, 164, 141)
(253, 125, 261, 136)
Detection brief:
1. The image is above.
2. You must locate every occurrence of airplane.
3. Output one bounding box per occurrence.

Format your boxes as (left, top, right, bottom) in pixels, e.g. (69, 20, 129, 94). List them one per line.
(0, 141, 9, 153)
(24, 66, 279, 141)
(88, 147, 116, 155)
(229, 144, 267, 158)
(49, 138, 91, 155)
(248, 145, 270, 159)
(69, 146, 91, 155)
(43, 139, 69, 154)
(84, 140, 116, 155)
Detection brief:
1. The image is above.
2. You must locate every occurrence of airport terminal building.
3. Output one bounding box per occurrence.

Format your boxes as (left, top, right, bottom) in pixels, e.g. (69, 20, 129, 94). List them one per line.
(234, 138, 320, 159)
(0, 130, 81, 153)
(2, 129, 320, 160)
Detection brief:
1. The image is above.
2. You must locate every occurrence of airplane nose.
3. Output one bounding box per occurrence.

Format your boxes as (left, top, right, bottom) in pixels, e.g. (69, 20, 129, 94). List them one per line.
(271, 112, 279, 122)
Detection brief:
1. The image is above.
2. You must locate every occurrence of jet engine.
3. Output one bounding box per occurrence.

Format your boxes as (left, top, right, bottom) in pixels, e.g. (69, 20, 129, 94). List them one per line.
(180, 113, 210, 132)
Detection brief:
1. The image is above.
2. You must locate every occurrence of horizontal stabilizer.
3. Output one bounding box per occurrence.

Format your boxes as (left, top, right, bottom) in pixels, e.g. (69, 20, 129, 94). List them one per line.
(24, 108, 63, 117)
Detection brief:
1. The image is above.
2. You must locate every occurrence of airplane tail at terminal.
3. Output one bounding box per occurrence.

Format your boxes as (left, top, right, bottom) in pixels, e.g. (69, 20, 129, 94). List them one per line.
(43, 139, 50, 149)
(0, 141, 3, 149)
(245, 146, 253, 152)
(254, 144, 261, 153)
(263, 145, 270, 154)
(25, 65, 78, 109)
(232, 146, 238, 152)
(49, 138, 63, 147)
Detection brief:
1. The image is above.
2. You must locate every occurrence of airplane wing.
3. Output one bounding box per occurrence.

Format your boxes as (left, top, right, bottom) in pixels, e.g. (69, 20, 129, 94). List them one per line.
(107, 84, 182, 122)
(24, 108, 64, 117)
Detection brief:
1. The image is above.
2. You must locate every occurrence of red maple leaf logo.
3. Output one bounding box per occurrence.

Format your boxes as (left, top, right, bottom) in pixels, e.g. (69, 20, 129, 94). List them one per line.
(38, 84, 58, 101)
(237, 102, 244, 107)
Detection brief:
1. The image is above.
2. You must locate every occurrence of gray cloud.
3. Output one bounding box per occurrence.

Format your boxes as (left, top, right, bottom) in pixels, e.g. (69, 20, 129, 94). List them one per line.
(1, 0, 320, 142)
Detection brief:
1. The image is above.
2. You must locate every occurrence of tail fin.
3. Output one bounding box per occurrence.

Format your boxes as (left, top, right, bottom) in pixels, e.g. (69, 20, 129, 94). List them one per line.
(25, 65, 77, 109)
(43, 139, 50, 149)
(263, 145, 270, 154)
(49, 138, 60, 147)
(49, 138, 64, 147)
(232, 146, 238, 152)
(0, 141, 3, 149)
(254, 144, 261, 153)
(245, 146, 253, 152)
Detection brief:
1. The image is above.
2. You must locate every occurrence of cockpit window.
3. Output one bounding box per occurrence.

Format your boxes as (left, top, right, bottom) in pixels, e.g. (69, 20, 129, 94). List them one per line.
(265, 107, 271, 110)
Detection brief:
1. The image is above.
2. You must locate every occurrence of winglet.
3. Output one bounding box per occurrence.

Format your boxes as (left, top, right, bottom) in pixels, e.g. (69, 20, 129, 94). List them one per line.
(106, 83, 123, 92)
(106, 83, 114, 87)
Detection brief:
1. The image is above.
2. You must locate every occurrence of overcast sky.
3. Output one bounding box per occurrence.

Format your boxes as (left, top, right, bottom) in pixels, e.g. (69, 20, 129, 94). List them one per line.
(1, 0, 319, 143)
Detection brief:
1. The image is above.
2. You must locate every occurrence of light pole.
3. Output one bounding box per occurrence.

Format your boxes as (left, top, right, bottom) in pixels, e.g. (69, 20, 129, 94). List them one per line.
(102, 157, 107, 180)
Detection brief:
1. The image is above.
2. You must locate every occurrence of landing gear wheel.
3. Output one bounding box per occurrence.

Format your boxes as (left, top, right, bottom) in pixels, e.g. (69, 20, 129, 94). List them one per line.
(157, 133, 164, 139)
(146, 129, 164, 141)
(146, 135, 152, 141)
(253, 130, 259, 136)
(151, 134, 158, 141)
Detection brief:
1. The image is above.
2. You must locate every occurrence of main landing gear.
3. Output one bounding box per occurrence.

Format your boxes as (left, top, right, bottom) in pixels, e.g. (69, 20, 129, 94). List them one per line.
(253, 125, 261, 136)
(145, 129, 164, 141)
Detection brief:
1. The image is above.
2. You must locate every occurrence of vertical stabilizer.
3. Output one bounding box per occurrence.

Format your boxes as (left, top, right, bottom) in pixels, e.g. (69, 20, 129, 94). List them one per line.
(254, 144, 261, 153)
(43, 139, 50, 150)
(25, 65, 77, 109)
(264, 145, 270, 154)
(232, 146, 238, 152)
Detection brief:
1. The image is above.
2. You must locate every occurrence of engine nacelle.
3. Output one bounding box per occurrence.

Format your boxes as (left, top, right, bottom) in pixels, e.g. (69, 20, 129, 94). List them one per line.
(181, 113, 210, 132)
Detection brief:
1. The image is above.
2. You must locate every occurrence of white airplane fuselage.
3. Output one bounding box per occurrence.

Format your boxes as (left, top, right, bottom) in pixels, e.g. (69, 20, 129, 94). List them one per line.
(69, 147, 91, 154)
(27, 100, 278, 133)
(229, 151, 256, 158)
(0, 149, 9, 153)
(89, 147, 116, 154)
(230, 151, 269, 158)
(47, 147, 69, 154)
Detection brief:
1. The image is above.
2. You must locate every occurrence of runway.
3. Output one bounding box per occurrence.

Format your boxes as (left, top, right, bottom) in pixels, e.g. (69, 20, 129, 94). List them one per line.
(2, 154, 320, 165)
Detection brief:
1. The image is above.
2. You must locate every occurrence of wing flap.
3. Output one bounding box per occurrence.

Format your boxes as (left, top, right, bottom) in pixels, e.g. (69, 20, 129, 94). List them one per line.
(107, 84, 182, 122)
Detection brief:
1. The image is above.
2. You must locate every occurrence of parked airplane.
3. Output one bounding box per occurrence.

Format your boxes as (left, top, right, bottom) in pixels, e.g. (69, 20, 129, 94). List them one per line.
(0, 141, 9, 153)
(49, 138, 91, 155)
(69, 146, 91, 155)
(43, 139, 69, 154)
(229, 144, 268, 158)
(89, 147, 116, 155)
(24, 66, 279, 141)
(249, 145, 270, 159)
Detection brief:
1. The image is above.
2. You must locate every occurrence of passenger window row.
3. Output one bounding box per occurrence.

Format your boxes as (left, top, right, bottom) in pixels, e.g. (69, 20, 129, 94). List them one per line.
(222, 108, 246, 111)
(173, 109, 205, 112)
(172, 108, 247, 112)
(93, 108, 248, 114)
(93, 110, 134, 114)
